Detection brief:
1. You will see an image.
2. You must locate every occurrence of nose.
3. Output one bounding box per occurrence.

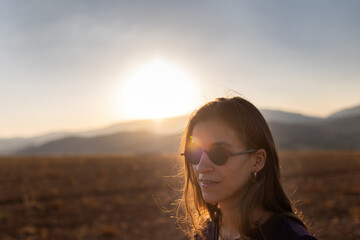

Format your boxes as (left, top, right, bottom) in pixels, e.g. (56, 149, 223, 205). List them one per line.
(194, 151, 214, 173)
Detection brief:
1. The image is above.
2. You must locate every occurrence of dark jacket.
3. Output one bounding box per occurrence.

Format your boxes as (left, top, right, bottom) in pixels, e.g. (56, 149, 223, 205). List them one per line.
(195, 213, 318, 240)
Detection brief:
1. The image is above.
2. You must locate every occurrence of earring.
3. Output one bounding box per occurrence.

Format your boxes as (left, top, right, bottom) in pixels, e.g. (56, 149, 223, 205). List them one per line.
(253, 170, 257, 178)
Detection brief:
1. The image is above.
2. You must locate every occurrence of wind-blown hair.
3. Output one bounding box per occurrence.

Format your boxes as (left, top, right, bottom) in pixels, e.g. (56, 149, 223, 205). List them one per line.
(177, 96, 306, 239)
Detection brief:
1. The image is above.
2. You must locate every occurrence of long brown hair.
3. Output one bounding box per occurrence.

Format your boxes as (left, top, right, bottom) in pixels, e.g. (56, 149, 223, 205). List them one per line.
(177, 96, 305, 239)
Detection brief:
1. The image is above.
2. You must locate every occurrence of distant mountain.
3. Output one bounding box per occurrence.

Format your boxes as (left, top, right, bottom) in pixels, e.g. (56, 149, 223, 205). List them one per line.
(88, 115, 189, 136)
(15, 114, 360, 155)
(0, 132, 72, 154)
(3, 105, 360, 155)
(17, 131, 182, 155)
(0, 138, 32, 155)
(0, 115, 189, 155)
(269, 115, 360, 149)
(328, 105, 360, 119)
(260, 109, 323, 124)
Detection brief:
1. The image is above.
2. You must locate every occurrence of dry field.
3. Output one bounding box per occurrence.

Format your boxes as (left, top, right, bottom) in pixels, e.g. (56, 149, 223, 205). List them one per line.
(0, 151, 359, 240)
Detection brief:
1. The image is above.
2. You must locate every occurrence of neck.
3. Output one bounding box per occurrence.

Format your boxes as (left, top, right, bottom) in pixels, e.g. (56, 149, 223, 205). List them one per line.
(219, 202, 269, 240)
(219, 201, 241, 240)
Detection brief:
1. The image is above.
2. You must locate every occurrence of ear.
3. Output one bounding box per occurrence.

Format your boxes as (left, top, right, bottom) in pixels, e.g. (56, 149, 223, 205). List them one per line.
(251, 149, 266, 173)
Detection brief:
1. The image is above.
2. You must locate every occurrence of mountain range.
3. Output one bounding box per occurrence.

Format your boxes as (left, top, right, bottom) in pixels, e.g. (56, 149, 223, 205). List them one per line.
(2, 104, 360, 155)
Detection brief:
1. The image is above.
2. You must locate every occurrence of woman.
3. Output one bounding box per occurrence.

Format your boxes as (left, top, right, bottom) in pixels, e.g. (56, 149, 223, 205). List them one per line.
(178, 97, 317, 240)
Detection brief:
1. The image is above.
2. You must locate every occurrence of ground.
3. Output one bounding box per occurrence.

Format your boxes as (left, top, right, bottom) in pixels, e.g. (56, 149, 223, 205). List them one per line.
(0, 151, 359, 240)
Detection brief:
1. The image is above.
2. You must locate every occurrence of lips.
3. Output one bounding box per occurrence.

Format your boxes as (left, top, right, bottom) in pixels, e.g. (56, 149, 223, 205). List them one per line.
(199, 178, 220, 188)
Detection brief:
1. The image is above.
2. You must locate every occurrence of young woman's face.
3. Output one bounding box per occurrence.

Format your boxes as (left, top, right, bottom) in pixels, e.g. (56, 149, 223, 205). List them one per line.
(190, 119, 255, 206)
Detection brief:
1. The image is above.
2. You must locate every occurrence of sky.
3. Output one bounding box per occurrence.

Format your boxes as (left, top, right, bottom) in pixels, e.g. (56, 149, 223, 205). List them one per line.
(1, 0, 359, 138)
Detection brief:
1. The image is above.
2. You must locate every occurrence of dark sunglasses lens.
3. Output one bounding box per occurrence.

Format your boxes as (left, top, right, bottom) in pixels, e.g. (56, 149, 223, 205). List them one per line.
(185, 147, 203, 165)
(209, 146, 229, 165)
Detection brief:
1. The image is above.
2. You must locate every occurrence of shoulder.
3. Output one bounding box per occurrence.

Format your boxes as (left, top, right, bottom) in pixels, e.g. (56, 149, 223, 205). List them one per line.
(252, 213, 318, 240)
(269, 217, 318, 240)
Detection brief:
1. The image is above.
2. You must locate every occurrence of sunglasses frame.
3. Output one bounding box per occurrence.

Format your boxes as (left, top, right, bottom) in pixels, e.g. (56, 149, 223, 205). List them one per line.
(181, 146, 258, 166)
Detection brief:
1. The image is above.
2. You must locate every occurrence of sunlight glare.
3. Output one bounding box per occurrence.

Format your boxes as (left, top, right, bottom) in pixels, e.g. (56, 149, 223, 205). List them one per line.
(118, 59, 200, 120)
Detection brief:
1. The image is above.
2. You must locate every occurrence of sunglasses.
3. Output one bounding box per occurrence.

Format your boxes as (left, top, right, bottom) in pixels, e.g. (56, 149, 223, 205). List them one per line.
(181, 144, 257, 166)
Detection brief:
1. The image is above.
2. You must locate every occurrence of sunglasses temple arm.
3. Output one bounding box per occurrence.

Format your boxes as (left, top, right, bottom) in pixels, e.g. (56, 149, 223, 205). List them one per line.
(232, 149, 258, 155)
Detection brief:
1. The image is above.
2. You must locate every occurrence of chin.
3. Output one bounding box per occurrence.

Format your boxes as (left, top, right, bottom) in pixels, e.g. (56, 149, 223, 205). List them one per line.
(202, 194, 221, 204)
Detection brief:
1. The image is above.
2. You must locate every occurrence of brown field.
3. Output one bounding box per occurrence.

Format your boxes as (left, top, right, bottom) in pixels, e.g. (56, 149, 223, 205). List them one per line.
(0, 151, 359, 240)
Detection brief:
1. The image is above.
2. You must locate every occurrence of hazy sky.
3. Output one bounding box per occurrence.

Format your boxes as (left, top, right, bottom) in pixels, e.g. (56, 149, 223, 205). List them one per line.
(1, 0, 359, 138)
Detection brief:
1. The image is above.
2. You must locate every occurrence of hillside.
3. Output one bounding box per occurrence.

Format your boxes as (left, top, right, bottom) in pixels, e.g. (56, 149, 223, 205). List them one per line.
(4, 105, 360, 155)
(269, 115, 360, 149)
(15, 115, 360, 155)
(17, 131, 182, 155)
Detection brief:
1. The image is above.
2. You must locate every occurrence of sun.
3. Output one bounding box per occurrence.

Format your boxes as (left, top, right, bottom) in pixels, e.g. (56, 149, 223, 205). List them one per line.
(118, 59, 200, 120)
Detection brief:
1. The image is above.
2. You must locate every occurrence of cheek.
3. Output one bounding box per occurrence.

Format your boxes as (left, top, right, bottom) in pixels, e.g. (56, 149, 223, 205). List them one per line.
(223, 162, 252, 187)
(234, 171, 251, 188)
